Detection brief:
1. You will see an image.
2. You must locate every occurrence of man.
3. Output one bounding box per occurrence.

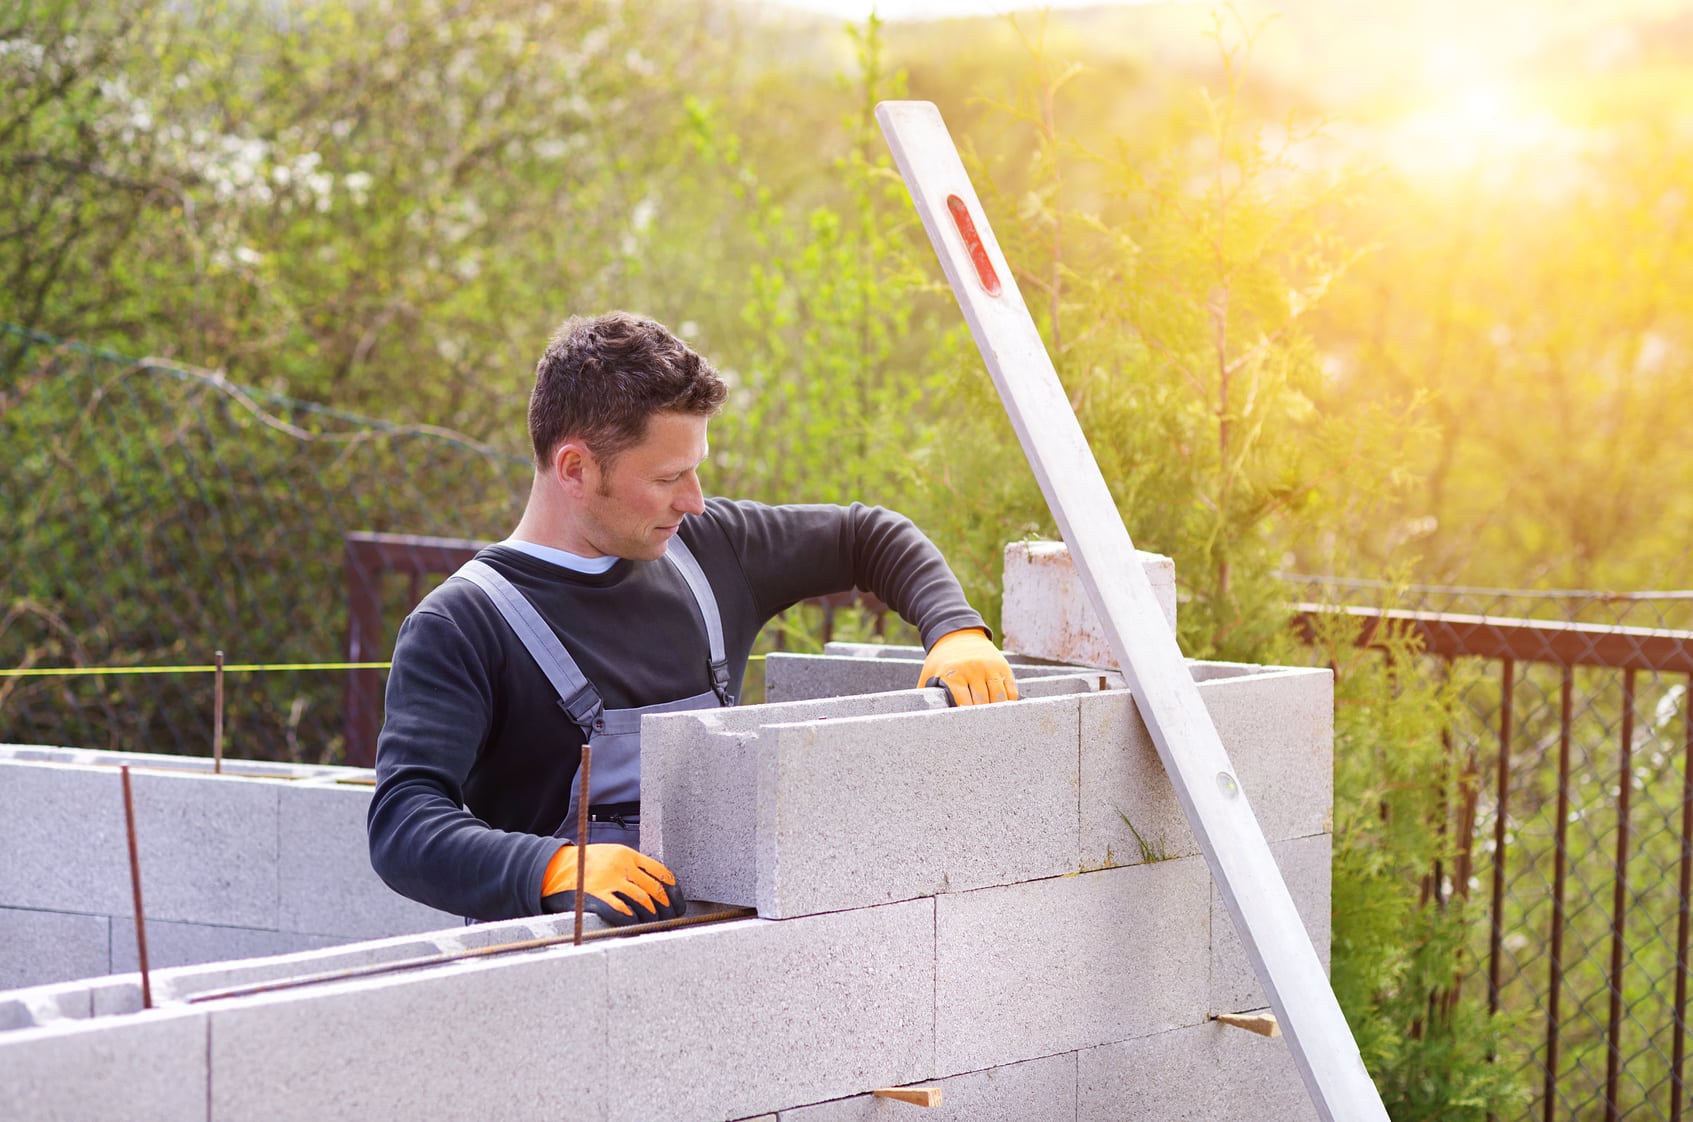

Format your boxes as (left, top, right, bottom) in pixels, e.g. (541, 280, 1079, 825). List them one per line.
(368, 312, 1018, 926)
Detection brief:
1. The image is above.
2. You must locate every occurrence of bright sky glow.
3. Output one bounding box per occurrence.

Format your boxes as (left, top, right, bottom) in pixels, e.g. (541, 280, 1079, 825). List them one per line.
(768, 0, 1611, 187)
(766, 0, 1135, 19)
(1388, 83, 1579, 179)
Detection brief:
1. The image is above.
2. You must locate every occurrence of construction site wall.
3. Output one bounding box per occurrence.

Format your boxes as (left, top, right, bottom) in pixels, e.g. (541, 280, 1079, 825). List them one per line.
(0, 545, 1337, 1120)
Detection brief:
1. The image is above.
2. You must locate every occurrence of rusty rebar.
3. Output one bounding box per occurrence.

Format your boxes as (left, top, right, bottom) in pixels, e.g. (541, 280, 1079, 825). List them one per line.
(213, 650, 224, 773)
(121, 765, 152, 1009)
(574, 743, 591, 946)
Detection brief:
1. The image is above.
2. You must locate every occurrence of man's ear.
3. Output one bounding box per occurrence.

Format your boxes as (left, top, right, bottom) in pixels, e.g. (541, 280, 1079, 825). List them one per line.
(552, 440, 593, 494)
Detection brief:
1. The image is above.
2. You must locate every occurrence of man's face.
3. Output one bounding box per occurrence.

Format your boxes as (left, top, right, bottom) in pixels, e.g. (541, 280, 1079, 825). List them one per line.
(571, 411, 709, 561)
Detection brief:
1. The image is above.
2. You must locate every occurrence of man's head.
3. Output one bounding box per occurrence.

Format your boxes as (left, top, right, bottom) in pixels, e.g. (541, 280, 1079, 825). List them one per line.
(526, 313, 728, 560)
(529, 312, 727, 470)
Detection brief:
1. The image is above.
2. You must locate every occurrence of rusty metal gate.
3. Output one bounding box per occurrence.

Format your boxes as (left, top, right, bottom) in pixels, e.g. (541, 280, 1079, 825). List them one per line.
(1297, 579, 1693, 1122)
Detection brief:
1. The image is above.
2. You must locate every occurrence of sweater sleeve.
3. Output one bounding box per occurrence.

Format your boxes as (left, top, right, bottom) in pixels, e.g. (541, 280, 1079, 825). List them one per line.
(706, 499, 988, 649)
(366, 607, 560, 921)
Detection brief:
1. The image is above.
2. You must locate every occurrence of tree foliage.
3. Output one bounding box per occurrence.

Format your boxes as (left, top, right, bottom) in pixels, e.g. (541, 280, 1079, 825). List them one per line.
(4, 2, 1689, 1114)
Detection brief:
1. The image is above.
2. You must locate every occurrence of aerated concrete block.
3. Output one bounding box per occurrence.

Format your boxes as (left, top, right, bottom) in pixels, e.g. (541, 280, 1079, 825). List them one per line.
(1076, 1019, 1317, 1122)
(1001, 541, 1177, 667)
(1078, 666, 1333, 870)
(0, 908, 110, 991)
(765, 653, 928, 702)
(209, 942, 608, 1122)
(651, 694, 1083, 917)
(0, 1007, 209, 1122)
(935, 859, 1210, 1076)
(765, 651, 1103, 705)
(1211, 833, 1332, 1015)
(606, 901, 933, 1121)
(0, 761, 280, 928)
(777, 1053, 1077, 1120)
(110, 920, 345, 976)
(276, 783, 458, 938)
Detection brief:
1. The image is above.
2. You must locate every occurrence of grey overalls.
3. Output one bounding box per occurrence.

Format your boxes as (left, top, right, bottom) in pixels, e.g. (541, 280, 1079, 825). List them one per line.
(454, 537, 733, 849)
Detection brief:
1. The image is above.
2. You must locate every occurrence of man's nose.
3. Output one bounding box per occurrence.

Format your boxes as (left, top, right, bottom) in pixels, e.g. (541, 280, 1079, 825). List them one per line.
(675, 471, 706, 515)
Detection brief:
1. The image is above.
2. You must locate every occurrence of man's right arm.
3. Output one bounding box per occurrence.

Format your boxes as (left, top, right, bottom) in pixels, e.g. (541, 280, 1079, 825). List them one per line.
(365, 608, 559, 921)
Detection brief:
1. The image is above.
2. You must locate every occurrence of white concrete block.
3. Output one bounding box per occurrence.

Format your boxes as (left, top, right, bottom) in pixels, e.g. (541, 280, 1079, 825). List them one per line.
(1001, 541, 1177, 666)
(765, 652, 927, 702)
(765, 651, 1103, 704)
(0, 908, 110, 990)
(110, 920, 345, 976)
(649, 689, 1052, 896)
(606, 901, 933, 1121)
(1078, 666, 1333, 870)
(818, 642, 924, 658)
(686, 689, 944, 737)
(651, 694, 1082, 917)
(0, 761, 280, 928)
(1211, 833, 1332, 1015)
(0, 743, 357, 783)
(778, 1053, 1077, 1120)
(935, 859, 1210, 1075)
(209, 942, 608, 1122)
(0, 1007, 209, 1122)
(1076, 1020, 1317, 1122)
(276, 783, 458, 938)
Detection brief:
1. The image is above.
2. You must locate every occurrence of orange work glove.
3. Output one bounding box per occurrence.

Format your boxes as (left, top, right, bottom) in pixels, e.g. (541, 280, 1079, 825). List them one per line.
(540, 843, 686, 926)
(917, 627, 1019, 706)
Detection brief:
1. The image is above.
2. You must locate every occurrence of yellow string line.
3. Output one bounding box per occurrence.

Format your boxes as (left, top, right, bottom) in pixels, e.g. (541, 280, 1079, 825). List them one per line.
(0, 654, 771, 679)
(0, 662, 391, 678)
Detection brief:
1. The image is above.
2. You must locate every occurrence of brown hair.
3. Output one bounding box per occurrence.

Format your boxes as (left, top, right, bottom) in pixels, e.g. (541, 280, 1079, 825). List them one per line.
(528, 312, 728, 467)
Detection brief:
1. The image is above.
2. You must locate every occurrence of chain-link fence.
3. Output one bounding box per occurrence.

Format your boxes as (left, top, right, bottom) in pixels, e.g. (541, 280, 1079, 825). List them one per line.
(1293, 575, 1693, 1122)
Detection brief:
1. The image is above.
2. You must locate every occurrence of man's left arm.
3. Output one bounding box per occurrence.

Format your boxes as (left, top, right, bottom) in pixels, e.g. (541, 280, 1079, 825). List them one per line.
(706, 499, 1018, 705)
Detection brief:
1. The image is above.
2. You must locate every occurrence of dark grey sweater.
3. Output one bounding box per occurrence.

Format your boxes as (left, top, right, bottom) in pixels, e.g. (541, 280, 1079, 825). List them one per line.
(367, 497, 986, 920)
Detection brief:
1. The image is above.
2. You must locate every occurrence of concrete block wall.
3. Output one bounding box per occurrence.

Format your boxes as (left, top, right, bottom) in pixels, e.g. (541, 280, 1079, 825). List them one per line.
(0, 663, 1332, 1120)
(0, 542, 1341, 1120)
(644, 660, 1330, 934)
(0, 747, 458, 991)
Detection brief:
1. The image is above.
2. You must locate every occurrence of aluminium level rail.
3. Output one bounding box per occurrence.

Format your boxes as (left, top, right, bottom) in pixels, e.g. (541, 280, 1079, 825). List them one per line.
(877, 100, 1389, 1121)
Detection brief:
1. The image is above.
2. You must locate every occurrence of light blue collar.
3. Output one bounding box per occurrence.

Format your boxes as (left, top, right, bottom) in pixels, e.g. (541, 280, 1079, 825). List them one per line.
(500, 537, 619, 575)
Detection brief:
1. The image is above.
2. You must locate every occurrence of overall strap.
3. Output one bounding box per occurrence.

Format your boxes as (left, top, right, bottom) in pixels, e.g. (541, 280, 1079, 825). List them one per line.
(455, 559, 605, 731)
(663, 536, 734, 705)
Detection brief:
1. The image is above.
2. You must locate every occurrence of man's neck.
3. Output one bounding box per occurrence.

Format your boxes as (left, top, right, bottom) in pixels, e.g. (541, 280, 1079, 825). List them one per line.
(510, 475, 588, 555)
